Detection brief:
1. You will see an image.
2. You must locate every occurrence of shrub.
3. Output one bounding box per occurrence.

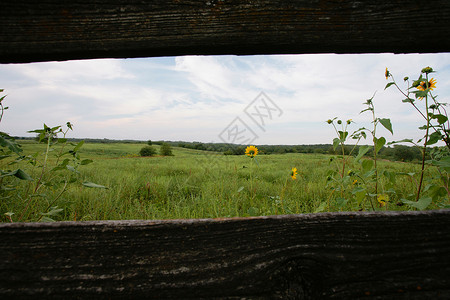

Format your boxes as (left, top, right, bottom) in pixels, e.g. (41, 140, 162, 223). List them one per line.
(139, 146, 156, 157)
(160, 143, 173, 156)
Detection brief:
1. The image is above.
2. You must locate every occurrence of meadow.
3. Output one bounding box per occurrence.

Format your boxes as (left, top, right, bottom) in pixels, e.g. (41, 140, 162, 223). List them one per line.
(1, 140, 435, 223)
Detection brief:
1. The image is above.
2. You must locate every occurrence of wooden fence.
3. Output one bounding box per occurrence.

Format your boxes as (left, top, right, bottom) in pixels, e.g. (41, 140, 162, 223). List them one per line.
(1, 1, 450, 298)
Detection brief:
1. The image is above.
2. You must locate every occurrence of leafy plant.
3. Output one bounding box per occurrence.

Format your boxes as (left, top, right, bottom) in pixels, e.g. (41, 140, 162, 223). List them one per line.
(140, 145, 157, 157)
(0, 89, 106, 222)
(385, 66, 449, 209)
(160, 143, 173, 156)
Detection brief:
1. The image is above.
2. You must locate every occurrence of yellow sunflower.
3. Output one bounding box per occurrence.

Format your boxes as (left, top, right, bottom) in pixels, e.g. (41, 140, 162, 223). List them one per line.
(245, 145, 258, 158)
(377, 194, 389, 207)
(417, 77, 436, 92)
(385, 67, 390, 79)
(290, 167, 298, 180)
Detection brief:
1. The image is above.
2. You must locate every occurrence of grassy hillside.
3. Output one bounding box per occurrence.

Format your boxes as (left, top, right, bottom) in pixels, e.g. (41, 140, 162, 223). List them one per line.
(1, 140, 437, 222)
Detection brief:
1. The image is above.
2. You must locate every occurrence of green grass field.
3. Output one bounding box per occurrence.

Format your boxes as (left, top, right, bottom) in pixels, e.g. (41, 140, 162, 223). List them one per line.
(0, 141, 442, 222)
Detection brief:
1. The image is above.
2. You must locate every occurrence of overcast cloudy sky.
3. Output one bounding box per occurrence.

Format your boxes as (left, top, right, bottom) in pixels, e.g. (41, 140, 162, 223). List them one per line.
(0, 53, 449, 145)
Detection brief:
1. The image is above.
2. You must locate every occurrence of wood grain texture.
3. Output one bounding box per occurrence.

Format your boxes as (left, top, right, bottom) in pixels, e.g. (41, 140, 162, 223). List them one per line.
(1, 210, 450, 299)
(1, 1, 450, 63)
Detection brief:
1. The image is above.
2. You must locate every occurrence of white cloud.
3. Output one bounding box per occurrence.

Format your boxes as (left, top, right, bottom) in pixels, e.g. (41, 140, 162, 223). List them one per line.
(0, 54, 449, 144)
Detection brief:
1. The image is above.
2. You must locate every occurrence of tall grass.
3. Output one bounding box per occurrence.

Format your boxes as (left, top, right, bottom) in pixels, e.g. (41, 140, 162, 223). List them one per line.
(1, 142, 425, 222)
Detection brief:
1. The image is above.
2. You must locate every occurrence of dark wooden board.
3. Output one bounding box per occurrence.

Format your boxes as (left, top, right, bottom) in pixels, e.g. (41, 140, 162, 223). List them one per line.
(1, 1, 450, 63)
(1, 210, 450, 299)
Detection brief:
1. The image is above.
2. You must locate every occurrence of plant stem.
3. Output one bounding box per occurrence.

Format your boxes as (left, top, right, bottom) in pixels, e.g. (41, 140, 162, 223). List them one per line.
(34, 135, 52, 193)
(416, 77, 431, 201)
(371, 104, 378, 197)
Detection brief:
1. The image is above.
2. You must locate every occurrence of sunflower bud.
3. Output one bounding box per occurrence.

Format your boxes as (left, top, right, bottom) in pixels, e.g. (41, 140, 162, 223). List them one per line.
(412, 80, 421, 88)
(346, 119, 352, 125)
(403, 76, 409, 81)
(421, 67, 433, 74)
(337, 120, 342, 125)
(327, 119, 333, 124)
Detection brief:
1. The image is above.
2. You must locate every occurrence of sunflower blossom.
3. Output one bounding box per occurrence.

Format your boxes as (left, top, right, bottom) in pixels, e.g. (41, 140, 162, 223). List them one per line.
(385, 67, 390, 79)
(245, 145, 258, 158)
(290, 167, 298, 180)
(416, 78, 436, 100)
(377, 194, 389, 207)
(417, 78, 437, 92)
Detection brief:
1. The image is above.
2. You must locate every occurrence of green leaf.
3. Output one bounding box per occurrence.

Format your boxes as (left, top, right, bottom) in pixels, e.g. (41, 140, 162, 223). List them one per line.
(431, 114, 448, 125)
(333, 138, 340, 150)
(28, 129, 46, 134)
(401, 197, 432, 210)
(431, 156, 450, 172)
(378, 118, 393, 135)
(360, 107, 373, 114)
(57, 138, 68, 144)
(426, 131, 442, 145)
(414, 90, 428, 99)
(402, 98, 414, 103)
(355, 145, 371, 162)
(336, 197, 348, 208)
(352, 187, 366, 204)
(314, 202, 327, 213)
(50, 125, 61, 132)
(51, 158, 70, 171)
(80, 159, 93, 165)
(14, 169, 33, 181)
(82, 181, 108, 189)
(361, 159, 374, 173)
(384, 82, 395, 90)
(0, 136, 22, 154)
(41, 206, 63, 216)
(1, 169, 33, 181)
(387, 139, 414, 145)
(374, 136, 386, 154)
(338, 131, 348, 142)
(73, 140, 85, 152)
(382, 170, 396, 184)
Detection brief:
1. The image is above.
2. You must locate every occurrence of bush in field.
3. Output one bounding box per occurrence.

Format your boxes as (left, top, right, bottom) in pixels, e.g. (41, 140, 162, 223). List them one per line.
(140, 146, 156, 157)
(160, 143, 173, 156)
(147, 140, 152, 146)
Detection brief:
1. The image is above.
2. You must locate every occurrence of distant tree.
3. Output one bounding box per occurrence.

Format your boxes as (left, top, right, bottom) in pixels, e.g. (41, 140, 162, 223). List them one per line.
(147, 140, 152, 146)
(394, 145, 415, 162)
(139, 146, 156, 157)
(160, 143, 173, 156)
(223, 149, 234, 155)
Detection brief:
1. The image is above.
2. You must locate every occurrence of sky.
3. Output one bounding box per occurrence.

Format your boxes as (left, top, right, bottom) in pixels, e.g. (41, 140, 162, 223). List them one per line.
(0, 53, 449, 145)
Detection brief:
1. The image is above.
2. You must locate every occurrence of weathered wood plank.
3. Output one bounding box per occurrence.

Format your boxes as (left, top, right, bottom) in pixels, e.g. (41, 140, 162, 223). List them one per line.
(1, 1, 450, 63)
(1, 210, 450, 299)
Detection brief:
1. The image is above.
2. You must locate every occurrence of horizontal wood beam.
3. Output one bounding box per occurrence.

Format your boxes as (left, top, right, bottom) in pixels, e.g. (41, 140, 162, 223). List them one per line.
(1, 210, 450, 298)
(1, 1, 450, 63)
